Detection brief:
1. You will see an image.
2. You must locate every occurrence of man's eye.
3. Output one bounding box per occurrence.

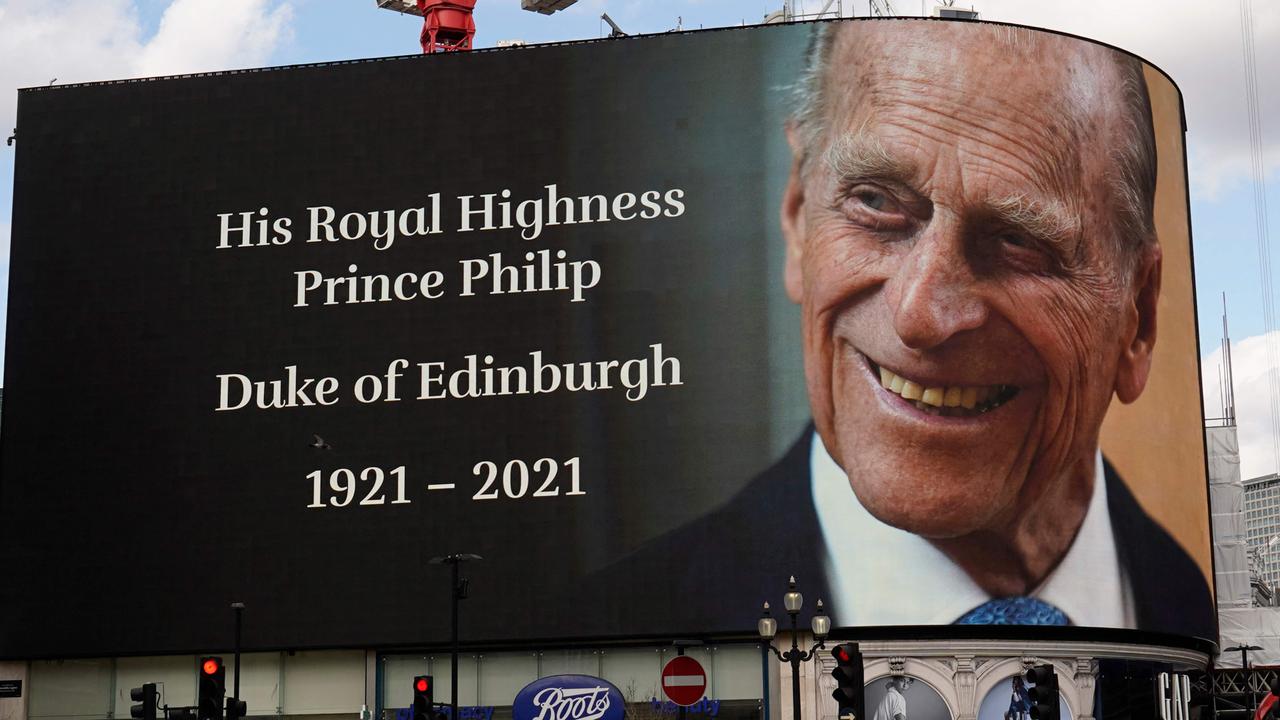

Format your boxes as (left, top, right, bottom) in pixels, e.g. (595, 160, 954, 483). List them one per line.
(839, 184, 912, 233)
(853, 188, 890, 211)
(994, 232, 1058, 273)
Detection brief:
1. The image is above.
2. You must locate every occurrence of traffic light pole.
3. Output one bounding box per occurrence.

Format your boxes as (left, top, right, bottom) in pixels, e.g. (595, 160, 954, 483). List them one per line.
(1025, 664, 1061, 720)
(452, 558, 460, 720)
(232, 602, 244, 702)
(829, 643, 864, 720)
(430, 552, 480, 720)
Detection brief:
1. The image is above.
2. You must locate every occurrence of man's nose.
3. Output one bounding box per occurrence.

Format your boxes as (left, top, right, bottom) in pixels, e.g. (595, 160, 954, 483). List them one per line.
(886, 222, 988, 350)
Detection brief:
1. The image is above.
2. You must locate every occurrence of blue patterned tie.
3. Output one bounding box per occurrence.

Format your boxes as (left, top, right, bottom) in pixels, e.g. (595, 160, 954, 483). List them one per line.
(955, 597, 1071, 625)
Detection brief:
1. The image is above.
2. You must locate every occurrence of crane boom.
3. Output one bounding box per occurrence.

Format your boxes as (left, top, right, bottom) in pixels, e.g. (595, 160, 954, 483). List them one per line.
(522, 0, 579, 14)
(375, 0, 424, 16)
(869, 0, 897, 16)
(601, 12, 627, 37)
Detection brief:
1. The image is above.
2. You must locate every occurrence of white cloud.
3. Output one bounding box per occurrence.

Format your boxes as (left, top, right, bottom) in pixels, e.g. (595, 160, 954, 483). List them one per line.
(134, 0, 293, 78)
(0, 1, 144, 105)
(1204, 330, 1280, 480)
(0, 0, 293, 378)
(0, 0, 294, 148)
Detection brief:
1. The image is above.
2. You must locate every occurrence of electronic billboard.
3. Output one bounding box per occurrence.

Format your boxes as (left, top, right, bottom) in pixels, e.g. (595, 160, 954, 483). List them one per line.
(0, 18, 1213, 657)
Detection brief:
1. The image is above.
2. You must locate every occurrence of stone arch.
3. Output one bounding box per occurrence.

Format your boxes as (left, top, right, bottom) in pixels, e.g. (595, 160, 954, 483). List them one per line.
(864, 657, 960, 720)
(972, 658, 1088, 720)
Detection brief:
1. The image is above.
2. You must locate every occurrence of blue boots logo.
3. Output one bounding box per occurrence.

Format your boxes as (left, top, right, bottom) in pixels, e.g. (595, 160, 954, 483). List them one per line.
(513, 675, 625, 720)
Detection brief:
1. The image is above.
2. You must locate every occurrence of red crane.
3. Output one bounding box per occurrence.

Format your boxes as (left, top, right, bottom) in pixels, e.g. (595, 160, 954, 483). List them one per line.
(418, 0, 477, 53)
(375, 0, 579, 54)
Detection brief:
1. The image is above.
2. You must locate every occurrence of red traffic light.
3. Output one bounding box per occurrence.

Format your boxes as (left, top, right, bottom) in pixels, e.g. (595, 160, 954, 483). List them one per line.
(416, 677, 430, 693)
(202, 658, 221, 675)
(835, 646, 850, 662)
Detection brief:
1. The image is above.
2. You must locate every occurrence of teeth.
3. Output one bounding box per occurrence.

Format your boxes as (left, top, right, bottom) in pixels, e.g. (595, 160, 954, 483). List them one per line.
(943, 387, 962, 407)
(874, 364, 1014, 416)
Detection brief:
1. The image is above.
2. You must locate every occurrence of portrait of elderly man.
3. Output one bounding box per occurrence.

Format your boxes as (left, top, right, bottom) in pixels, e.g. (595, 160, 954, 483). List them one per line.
(600, 19, 1213, 638)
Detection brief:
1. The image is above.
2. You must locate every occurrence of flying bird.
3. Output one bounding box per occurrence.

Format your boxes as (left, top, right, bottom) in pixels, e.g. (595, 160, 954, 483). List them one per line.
(310, 434, 332, 451)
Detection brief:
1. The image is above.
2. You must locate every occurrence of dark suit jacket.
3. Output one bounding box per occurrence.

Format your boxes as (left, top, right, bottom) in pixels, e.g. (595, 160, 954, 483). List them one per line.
(587, 428, 1215, 640)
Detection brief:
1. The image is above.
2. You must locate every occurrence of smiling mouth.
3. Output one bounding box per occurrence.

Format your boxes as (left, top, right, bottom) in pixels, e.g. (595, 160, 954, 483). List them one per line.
(868, 358, 1019, 417)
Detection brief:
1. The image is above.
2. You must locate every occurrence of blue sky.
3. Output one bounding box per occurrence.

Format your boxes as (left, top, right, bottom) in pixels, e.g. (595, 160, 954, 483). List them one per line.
(1, 0, 1278, 471)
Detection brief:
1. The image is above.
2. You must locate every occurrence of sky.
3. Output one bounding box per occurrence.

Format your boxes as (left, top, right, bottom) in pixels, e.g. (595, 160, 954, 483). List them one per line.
(0, 0, 1278, 474)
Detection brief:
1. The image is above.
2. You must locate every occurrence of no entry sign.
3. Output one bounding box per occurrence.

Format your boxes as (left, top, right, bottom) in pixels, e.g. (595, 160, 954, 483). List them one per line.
(661, 656, 707, 707)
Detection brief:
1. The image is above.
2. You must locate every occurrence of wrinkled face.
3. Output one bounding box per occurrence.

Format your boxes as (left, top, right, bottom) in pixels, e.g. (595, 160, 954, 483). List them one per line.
(781, 25, 1159, 539)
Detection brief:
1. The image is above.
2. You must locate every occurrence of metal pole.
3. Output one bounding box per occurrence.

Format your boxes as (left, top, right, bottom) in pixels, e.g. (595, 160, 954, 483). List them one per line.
(1211, 673, 1220, 720)
(232, 602, 244, 701)
(452, 557, 460, 720)
(678, 645, 688, 720)
(789, 613, 801, 720)
(761, 644, 772, 720)
(1246, 648, 1257, 719)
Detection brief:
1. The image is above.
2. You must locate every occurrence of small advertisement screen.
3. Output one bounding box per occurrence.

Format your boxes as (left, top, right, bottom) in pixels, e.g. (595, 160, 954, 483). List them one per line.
(0, 18, 1213, 657)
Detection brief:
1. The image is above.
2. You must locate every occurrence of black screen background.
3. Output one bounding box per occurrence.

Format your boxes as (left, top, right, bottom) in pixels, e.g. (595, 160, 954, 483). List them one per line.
(0, 26, 808, 657)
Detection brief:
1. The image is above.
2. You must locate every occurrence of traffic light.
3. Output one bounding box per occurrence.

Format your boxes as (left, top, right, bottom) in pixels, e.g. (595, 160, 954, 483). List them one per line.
(198, 656, 226, 720)
(130, 682, 157, 720)
(413, 675, 434, 720)
(226, 697, 247, 720)
(1025, 664, 1060, 720)
(831, 643, 865, 720)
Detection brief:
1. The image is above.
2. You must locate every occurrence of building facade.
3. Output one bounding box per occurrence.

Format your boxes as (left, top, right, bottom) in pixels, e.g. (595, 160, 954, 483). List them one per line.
(0, 633, 1210, 720)
(1244, 473, 1280, 595)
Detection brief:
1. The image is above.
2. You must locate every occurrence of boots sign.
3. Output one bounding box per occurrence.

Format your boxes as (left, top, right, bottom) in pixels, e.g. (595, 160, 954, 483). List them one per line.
(513, 675, 625, 720)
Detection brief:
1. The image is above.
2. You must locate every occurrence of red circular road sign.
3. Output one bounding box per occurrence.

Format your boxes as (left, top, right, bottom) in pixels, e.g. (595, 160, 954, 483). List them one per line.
(661, 656, 707, 707)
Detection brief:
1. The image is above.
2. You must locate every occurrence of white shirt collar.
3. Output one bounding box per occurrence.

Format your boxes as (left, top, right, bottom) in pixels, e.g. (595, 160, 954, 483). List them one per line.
(811, 433, 1135, 627)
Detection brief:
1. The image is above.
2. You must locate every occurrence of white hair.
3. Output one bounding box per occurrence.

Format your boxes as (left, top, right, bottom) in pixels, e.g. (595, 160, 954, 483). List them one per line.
(788, 22, 1158, 271)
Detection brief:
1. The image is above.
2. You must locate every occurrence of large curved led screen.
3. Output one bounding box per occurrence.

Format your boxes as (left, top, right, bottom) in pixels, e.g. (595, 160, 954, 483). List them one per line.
(0, 18, 1213, 657)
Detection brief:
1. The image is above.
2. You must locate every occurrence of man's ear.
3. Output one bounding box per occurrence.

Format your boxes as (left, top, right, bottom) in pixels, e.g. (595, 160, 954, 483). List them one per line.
(781, 121, 808, 304)
(1115, 242, 1162, 404)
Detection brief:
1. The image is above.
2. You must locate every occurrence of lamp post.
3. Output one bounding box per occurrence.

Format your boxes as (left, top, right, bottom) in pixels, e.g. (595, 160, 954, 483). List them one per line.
(758, 577, 831, 720)
(1226, 644, 1265, 717)
(430, 553, 482, 720)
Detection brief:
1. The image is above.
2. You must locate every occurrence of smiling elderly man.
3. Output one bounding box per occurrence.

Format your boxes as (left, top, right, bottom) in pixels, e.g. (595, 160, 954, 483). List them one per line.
(601, 20, 1212, 636)
(780, 20, 1211, 630)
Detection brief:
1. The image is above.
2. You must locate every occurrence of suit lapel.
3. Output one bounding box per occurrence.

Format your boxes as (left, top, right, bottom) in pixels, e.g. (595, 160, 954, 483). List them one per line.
(1104, 458, 1215, 638)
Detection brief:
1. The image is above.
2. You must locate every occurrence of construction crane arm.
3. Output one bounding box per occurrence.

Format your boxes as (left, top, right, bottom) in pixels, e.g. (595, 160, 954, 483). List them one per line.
(601, 12, 627, 37)
(374, 0, 425, 16)
(869, 0, 898, 16)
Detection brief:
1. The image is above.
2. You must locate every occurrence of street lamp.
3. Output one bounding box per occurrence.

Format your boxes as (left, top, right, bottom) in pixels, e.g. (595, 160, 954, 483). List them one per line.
(1226, 644, 1265, 719)
(759, 576, 831, 720)
(430, 553, 483, 720)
